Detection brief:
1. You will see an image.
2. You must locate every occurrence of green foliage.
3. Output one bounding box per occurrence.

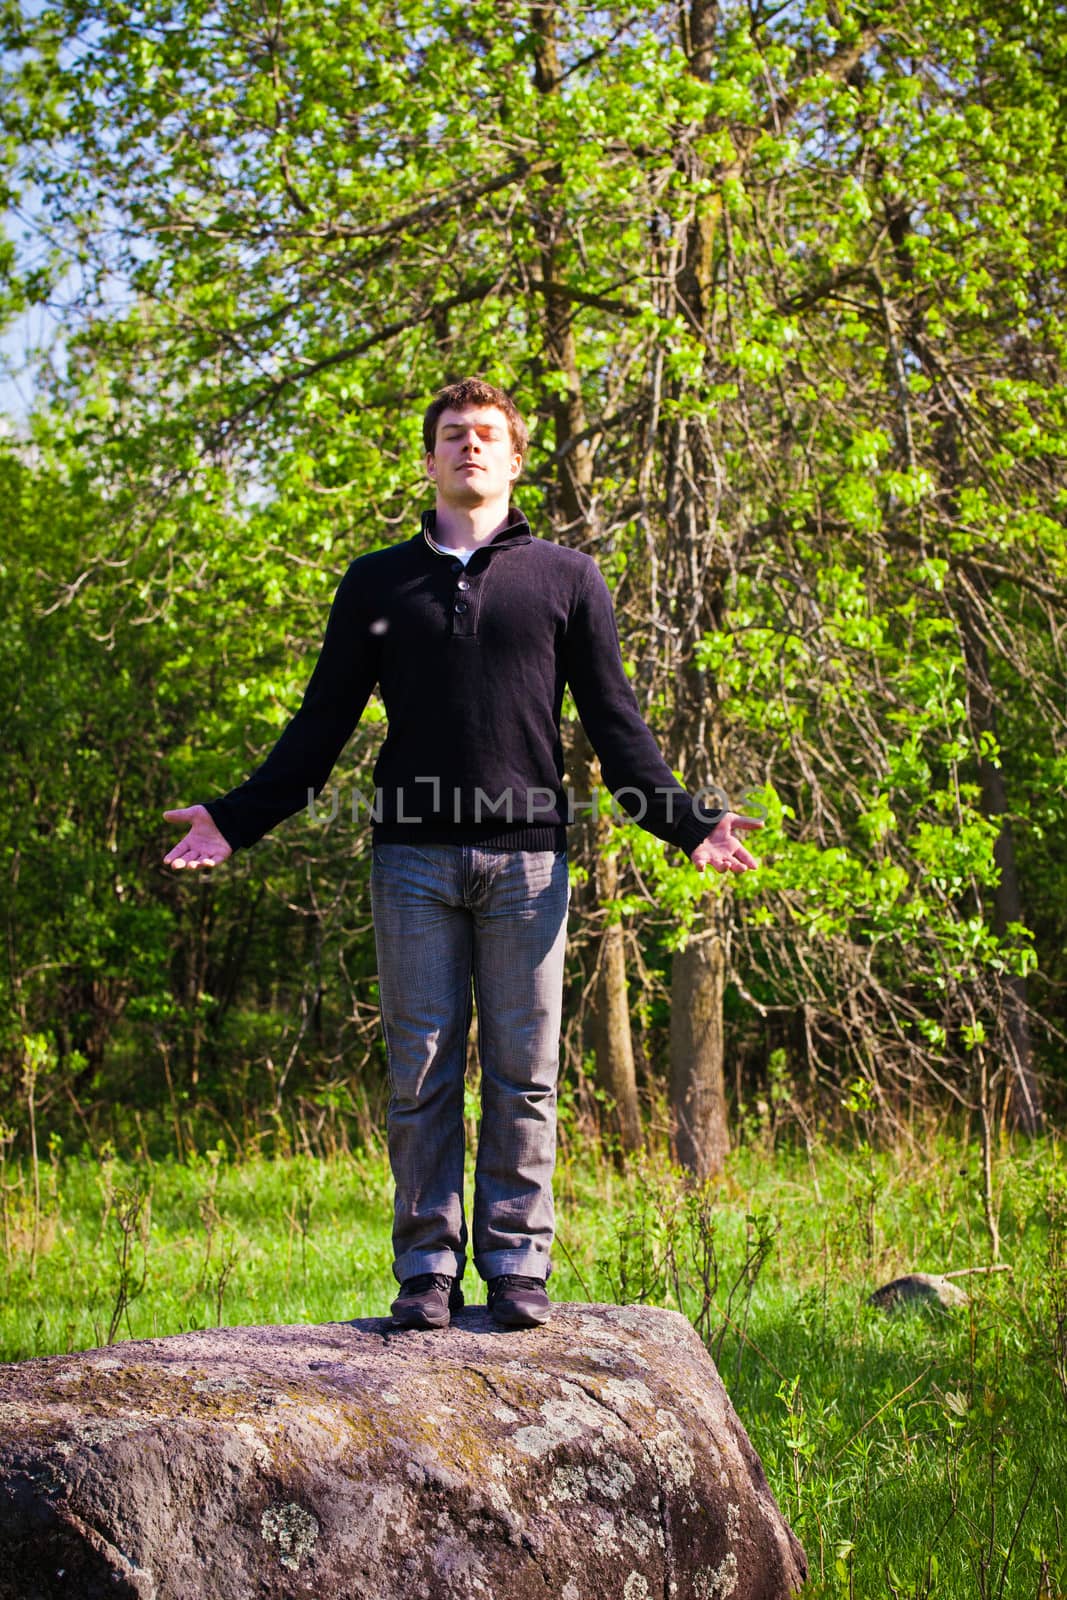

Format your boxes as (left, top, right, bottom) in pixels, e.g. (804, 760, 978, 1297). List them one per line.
(0, 434, 386, 1132)
(0, 0, 1065, 1132)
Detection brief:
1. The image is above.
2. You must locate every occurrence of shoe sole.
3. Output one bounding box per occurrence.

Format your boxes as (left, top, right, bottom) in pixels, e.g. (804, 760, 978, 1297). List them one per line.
(391, 1311, 451, 1330)
(488, 1306, 551, 1329)
(390, 1295, 464, 1331)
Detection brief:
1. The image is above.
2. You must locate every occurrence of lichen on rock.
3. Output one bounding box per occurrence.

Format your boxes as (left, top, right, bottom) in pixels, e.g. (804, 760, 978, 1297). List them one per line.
(260, 1500, 319, 1572)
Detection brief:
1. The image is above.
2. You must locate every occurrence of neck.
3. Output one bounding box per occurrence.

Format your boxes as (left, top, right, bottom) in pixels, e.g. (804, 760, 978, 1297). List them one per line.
(432, 496, 514, 549)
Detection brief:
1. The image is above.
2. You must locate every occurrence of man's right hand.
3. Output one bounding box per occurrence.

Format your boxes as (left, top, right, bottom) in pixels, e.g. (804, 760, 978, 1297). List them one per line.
(162, 805, 233, 871)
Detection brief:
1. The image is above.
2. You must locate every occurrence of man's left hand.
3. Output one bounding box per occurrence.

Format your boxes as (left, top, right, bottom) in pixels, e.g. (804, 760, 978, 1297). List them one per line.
(690, 812, 763, 875)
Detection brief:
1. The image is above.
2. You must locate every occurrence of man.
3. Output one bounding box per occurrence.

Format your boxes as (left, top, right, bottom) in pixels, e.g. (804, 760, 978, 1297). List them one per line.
(163, 378, 761, 1332)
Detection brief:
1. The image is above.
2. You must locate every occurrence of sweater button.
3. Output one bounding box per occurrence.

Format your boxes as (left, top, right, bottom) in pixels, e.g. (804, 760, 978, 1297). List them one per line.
(450, 561, 464, 574)
(457, 579, 470, 591)
(454, 601, 468, 614)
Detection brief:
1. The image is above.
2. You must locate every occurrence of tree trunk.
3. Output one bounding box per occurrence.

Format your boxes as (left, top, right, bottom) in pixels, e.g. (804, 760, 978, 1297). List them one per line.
(579, 743, 642, 1155)
(657, 0, 733, 1186)
(590, 854, 643, 1156)
(957, 587, 1043, 1134)
(529, 0, 639, 1152)
(669, 901, 729, 1179)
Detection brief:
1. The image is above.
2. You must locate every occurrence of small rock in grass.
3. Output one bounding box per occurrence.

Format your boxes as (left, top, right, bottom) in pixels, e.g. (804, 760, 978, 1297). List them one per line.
(868, 1274, 970, 1313)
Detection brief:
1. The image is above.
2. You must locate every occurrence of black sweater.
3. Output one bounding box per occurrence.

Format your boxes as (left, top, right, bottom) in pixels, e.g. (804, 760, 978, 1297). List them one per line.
(205, 509, 722, 857)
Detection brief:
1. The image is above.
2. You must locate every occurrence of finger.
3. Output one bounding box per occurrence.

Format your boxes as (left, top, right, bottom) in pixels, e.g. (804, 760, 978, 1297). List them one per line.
(731, 815, 765, 832)
(165, 842, 207, 869)
(163, 807, 197, 823)
(705, 847, 757, 874)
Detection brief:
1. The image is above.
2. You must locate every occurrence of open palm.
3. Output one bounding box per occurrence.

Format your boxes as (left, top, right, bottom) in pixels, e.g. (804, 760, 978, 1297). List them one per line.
(162, 805, 233, 871)
(690, 813, 763, 875)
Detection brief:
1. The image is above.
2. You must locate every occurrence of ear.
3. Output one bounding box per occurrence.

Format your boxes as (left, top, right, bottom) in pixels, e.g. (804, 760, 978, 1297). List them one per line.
(509, 452, 523, 482)
(426, 453, 437, 481)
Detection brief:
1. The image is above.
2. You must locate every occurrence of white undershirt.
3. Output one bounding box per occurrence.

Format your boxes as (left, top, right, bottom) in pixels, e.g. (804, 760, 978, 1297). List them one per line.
(424, 529, 475, 566)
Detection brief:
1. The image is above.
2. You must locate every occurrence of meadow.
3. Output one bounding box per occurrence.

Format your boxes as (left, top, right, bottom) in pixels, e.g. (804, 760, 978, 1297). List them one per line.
(2, 1120, 1063, 1600)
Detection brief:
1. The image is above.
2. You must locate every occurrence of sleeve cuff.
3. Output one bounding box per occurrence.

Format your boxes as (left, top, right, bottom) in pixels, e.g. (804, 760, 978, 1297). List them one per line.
(674, 804, 723, 858)
(204, 799, 251, 854)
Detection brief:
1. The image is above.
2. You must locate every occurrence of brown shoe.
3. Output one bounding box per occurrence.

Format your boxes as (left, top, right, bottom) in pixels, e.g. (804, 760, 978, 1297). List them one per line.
(487, 1274, 551, 1328)
(390, 1274, 464, 1330)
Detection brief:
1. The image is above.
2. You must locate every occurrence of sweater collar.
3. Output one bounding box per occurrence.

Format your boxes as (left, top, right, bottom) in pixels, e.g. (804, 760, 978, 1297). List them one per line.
(419, 506, 532, 559)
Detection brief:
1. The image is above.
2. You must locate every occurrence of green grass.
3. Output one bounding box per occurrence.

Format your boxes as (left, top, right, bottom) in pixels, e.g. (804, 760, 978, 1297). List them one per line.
(2, 1126, 1065, 1599)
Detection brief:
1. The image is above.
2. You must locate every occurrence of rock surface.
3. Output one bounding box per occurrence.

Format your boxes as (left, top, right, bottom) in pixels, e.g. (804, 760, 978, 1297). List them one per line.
(0, 1303, 806, 1600)
(868, 1273, 970, 1312)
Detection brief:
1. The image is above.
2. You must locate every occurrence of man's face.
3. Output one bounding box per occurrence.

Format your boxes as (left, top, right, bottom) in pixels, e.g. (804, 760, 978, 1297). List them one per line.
(426, 405, 522, 507)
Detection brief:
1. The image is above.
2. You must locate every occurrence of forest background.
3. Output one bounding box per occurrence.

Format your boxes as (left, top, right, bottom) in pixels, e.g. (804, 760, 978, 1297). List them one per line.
(1, 0, 1064, 1169)
(2, 3, 1067, 1596)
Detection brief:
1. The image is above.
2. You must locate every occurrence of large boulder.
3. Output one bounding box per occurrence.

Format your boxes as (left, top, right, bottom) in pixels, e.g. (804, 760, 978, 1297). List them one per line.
(0, 1303, 806, 1600)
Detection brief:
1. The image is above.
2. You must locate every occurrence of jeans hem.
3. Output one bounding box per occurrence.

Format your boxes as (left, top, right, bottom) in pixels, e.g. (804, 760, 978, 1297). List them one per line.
(475, 1249, 553, 1283)
(393, 1250, 466, 1284)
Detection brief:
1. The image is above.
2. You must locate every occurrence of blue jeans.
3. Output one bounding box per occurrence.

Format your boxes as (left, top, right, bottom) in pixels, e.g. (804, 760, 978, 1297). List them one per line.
(370, 844, 570, 1285)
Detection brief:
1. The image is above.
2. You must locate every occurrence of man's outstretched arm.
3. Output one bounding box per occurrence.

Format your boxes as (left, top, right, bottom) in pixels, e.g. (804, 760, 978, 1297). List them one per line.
(563, 560, 760, 871)
(162, 561, 380, 871)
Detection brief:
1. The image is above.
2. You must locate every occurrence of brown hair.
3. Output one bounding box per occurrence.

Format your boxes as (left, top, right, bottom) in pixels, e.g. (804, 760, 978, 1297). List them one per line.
(422, 377, 529, 461)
